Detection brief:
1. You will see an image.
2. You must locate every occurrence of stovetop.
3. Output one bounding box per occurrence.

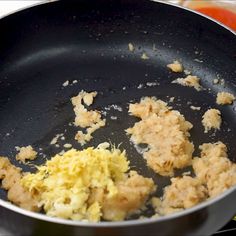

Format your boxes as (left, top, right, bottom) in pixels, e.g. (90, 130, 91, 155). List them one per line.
(215, 220, 236, 235)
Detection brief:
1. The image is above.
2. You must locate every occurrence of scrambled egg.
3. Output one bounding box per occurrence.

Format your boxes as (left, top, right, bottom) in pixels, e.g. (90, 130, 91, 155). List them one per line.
(21, 143, 155, 222)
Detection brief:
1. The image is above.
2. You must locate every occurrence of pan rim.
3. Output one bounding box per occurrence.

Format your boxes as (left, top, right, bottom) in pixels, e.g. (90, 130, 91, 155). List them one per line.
(0, 0, 236, 228)
(0, 186, 236, 227)
(153, 0, 236, 36)
(0, 0, 55, 21)
(0, 0, 235, 37)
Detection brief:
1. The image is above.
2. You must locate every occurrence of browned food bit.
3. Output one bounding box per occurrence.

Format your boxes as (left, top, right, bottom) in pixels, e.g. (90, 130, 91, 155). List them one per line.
(126, 97, 194, 176)
(0, 157, 39, 211)
(102, 171, 156, 221)
(128, 43, 135, 52)
(15, 145, 37, 163)
(152, 176, 208, 215)
(216, 92, 235, 105)
(141, 53, 149, 60)
(172, 75, 202, 91)
(193, 142, 236, 198)
(190, 105, 201, 111)
(202, 109, 221, 133)
(167, 60, 183, 73)
(71, 90, 106, 145)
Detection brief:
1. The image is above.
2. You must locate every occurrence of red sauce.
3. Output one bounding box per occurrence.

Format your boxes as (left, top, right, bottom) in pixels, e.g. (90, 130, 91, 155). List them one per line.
(196, 7, 236, 31)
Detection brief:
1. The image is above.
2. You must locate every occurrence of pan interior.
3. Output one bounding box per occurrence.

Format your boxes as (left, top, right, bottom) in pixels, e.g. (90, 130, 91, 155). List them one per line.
(0, 0, 236, 219)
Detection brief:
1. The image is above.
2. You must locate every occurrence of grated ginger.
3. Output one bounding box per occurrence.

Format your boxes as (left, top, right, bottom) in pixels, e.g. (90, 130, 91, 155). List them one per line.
(21, 143, 155, 222)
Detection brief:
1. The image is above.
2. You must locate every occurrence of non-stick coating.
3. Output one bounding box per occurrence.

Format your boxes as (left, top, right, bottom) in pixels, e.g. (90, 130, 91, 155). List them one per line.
(0, 0, 236, 235)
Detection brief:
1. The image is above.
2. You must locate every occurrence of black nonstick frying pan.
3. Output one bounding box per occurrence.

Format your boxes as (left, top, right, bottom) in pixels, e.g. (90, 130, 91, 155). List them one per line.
(0, 0, 236, 235)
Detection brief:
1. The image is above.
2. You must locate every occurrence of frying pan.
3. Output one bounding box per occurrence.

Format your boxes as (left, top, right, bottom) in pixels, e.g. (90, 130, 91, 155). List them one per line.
(0, 0, 236, 235)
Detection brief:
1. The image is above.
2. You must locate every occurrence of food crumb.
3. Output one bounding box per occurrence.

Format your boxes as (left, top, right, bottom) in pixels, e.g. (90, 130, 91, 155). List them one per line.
(169, 97, 175, 103)
(128, 43, 135, 52)
(190, 105, 201, 111)
(152, 44, 157, 51)
(194, 58, 203, 63)
(72, 90, 105, 145)
(182, 171, 191, 176)
(146, 82, 159, 87)
(220, 79, 225, 86)
(58, 150, 65, 155)
(63, 143, 72, 148)
(137, 84, 144, 89)
(213, 79, 219, 84)
(15, 146, 37, 163)
(72, 80, 78, 84)
(167, 60, 183, 73)
(141, 53, 149, 60)
(172, 75, 202, 91)
(184, 69, 191, 75)
(62, 80, 69, 87)
(75, 119, 106, 145)
(110, 116, 117, 120)
(216, 92, 235, 105)
(104, 104, 123, 112)
(50, 133, 63, 145)
(202, 109, 221, 133)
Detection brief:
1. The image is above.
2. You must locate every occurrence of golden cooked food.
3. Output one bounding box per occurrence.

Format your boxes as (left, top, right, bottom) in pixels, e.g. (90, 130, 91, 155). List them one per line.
(21, 144, 155, 222)
(152, 176, 208, 215)
(126, 97, 194, 176)
(141, 53, 149, 60)
(216, 92, 235, 105)
(167, 60, 183, 73)
(128, 43, 135, 52)
(202, 109, 221, 133)
(15, 145, 37, 163)
(71, 90, 106, 145)
(96, 170, 155, 221)
(0, 157, 39, 211)
(172, 75, 202, 91)
(193, 142, 236, 198)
